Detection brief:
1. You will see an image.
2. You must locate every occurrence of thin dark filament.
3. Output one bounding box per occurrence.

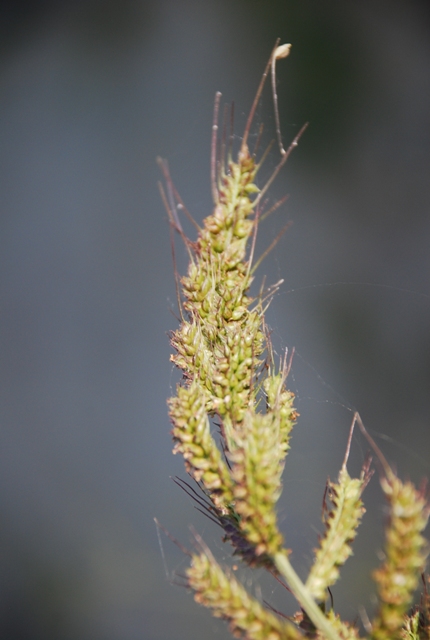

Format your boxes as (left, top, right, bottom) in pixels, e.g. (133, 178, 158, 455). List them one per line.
(321, 479, 330, 521)
(241, 39, 280, 154)
(228, 101, 235, 161)
(271, 51, 285, 156)
(256, 279, 284, 309)
(246, 206, 261, 282)
(263, 600, 291, 620)
(254, 197, 270, 222)
(269, 569, 293, 594)
(353, 412, 394, 482)
(255, 122, 308, 208)
(285, 345, 295, 377)
(173, 477, 213, 512)
(211, 91, 222, 204)
(171, 577, 189, 588)
(256, 139, 275, 172)
(251, 221, 293, 275)
(157, 163, 195, 320)
(260, 291, 281, 318)
(158, 157, 200, 232)
(169, 221, 184, 323)
(252, 122, 264, 158)
(154, 517, 192, 557)
(342, 412, 357, 470)
(189, 526, 215, 557)
(175, 475, 213, 507)
(264, 320, 275, 371)
(158, 181, 185, 322)
(219, 103, 229, 183)
(157, 163, 183, 233)
(248, 329, 258, 400)
(223, 448, 232, 471)
(260, 194, 289, 222)
(195, 507, 223, 527)
(258, 274, 267, 303)
(168, 305, 181, 324)
(277, 347, 293, 399)
(168, 183, 200, 233)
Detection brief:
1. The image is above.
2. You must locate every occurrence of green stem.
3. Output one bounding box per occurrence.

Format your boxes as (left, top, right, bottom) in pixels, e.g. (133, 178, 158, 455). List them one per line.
(274, 552, 341, 640)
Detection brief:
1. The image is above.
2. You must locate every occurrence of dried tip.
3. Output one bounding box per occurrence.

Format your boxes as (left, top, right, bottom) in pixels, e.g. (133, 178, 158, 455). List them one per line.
(275, 43, 292, 60)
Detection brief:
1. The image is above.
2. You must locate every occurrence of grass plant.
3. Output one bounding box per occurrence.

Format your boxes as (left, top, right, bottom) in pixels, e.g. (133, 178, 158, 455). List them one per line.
(159, 40, 430, 640)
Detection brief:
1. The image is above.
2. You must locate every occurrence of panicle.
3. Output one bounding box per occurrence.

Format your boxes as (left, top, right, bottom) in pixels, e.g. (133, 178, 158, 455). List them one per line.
(167, 106, 298, 567)
(168, 381, 234, 510)
(162, 40, 429, 640)
(305, 464, 370, 602)
(186, 548, 301, 640)
(371, 476, 430, 640)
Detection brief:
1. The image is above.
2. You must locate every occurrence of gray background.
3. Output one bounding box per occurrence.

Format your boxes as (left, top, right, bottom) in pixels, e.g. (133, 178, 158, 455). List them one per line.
(0, 1, 429, 638)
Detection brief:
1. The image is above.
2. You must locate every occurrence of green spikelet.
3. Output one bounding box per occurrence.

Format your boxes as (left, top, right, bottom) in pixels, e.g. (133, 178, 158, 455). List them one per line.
(186, 548, 302, 640)
(401, 586, 430, 640)
(228, 401, 292, 558)
(169, 143, 265, 441)
(168, 381, 234, 509)
(312, 610, 361, 640)
(306, 464, 371, 602)
(401, 609, 421, 640)
(371, 476, 430, 640)
(263, 373, 298, 457)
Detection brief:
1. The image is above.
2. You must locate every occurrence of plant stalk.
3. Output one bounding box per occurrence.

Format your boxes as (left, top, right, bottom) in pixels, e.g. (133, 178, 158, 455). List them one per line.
(274, 552, 341, 640)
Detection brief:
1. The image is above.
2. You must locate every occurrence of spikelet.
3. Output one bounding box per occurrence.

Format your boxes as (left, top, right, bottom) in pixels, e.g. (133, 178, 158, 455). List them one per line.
(305, 462, 371, 602)
(295, 609, 360, 640)
(186, 547, 301, 640)
(407, 575, 430, 639)
(319, 611, 361, 640)
(168, 136, 264, 444)
(168, 381, 234, 509)
(229, 402, 290, 558)
(169, 143, 264, 435)
(400, 609, 421, 640)
(371, 476, 429, 640)
(223, 361, 298, 562)
(401, 583, 430, 640)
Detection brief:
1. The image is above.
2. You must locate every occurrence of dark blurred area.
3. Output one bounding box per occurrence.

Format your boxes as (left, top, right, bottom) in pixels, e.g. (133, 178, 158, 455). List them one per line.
(0, 1, 429, 638)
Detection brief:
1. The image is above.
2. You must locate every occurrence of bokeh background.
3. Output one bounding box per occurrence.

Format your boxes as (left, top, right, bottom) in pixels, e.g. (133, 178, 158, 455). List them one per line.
(1, 1, 429, 638)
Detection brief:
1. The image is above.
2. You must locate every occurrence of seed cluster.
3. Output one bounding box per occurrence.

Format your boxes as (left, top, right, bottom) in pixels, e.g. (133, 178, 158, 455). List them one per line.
(306, 466, 370, 602)
(164, 44, 429, 640)
(168, 143, 297, 564)
(187, 549, 301, 640)
(371, 477, 430, 640)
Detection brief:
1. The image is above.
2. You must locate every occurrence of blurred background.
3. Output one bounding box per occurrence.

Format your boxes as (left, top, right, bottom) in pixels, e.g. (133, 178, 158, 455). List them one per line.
(0, 1, 429, 638)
